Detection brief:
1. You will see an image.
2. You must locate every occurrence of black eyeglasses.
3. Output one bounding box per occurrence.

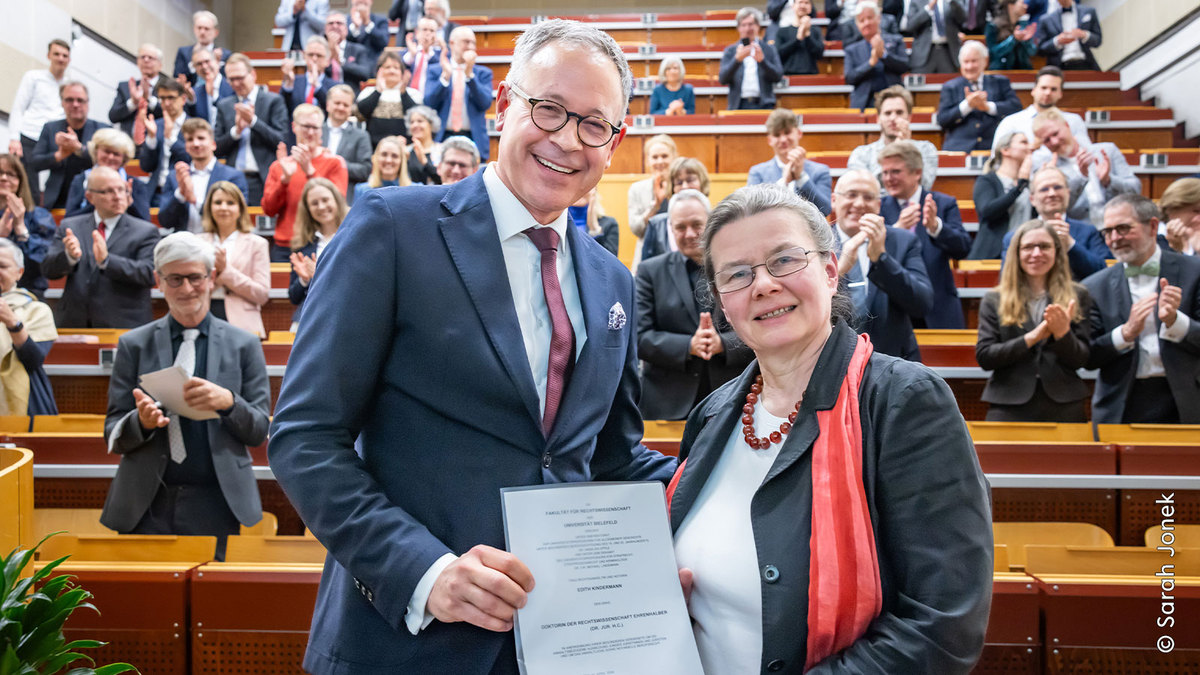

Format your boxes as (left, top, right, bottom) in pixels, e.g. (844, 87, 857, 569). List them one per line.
(714, 247, 826, 294)
(506, 82, 621, 148)
(162, 273, 208, 288)
(1097, 223, 1136, 240)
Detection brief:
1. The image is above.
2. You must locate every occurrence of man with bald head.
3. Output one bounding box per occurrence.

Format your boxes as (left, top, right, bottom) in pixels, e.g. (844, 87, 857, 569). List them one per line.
(426, 25, 494, 161)
(42, 166, 159, 327)
(270, 19, 675, 673)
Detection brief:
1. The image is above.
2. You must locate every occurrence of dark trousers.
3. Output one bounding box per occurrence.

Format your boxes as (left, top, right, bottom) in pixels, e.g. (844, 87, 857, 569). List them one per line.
(914, 44, 957, 74)
(1123, 376, 1180, 424)
(243, 171, 263, 206)
(1061, 59, 1091, 71)
(130, 483, 241, 560)
(985, 380, 1088, 423)
(19, 135, 40, 206)
(733, 97, 774, 110)
(270, 241, 293, 263)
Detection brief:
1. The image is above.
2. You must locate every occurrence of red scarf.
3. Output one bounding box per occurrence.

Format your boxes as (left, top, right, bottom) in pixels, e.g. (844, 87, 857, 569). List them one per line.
(665, 334, 882, 671)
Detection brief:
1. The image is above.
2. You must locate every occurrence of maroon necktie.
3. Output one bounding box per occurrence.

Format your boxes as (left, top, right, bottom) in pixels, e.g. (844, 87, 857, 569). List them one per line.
(525, 227, 574, 436)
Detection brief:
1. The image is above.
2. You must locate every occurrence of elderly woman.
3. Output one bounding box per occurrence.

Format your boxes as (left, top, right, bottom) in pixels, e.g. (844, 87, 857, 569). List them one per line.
(971, 131, 1033, 259)
(198, 181, 270, 338)
(986, 0, 1037, 70)
(0, 155, 56, 299)
(669, 184, 992, 674)
(289, 178, 347, 329)
(976, 219, 1091, 421)
(0, 238, 57, 415)
(649, 57, 696, 116)
(353, 136, 411, 202)
(405, 105, 442, 184)
(628, 134, 678, 244)
(65, 128, 152, 220)
(1159, 177, 1200, 256)
(775, 0, 824, 75)
(356, 52, 421, 148)
(640, 156, 711, 264)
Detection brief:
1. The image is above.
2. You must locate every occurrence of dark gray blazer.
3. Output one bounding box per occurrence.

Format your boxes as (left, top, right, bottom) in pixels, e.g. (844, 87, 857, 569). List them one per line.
(27, 119, 110, 209)
(100, 315, 270, 532)
(41, 213, 160, 328)
(718, 40, 784, 109)
(635, 251, 753, 420)
(671, 320, 992, 674)
(1083, 250, 1200, 423)
(323, 124, 372, 189)
(976, 287, 1092, 405)
(214, 87, 289, 176)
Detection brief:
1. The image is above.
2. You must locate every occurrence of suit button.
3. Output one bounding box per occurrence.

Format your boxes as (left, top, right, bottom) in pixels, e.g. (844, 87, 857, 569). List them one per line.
(542, 453, 552, 468)
(762, 565, 780, 583)
(767, 659, 785, 671)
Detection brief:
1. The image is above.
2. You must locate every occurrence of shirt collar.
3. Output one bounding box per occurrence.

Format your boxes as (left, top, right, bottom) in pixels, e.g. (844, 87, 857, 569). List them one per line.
(192, 156, 217, 173)
(95, 211, 121, 230)
(1128, 245, 1162, 275)
(482, 163, 570, 245)
(168, 312, 212, 339)
(902, 186, 922, 205)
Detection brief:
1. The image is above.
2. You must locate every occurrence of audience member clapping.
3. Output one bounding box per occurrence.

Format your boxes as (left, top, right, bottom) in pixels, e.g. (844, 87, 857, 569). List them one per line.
(182, 47, 233, 127)
(276, 0, 330, 54)
(136, 78, 191, 201)
(776, 0, 824, 75)
(0, 155, 57, 299)
(109, 44, 165, 137)
(747, 108, 832, 215)
(345, 0, 390, 66)
(1004, 165, 1109, 279)
(353, 135, 410, 203)
(1031, 108, 1141, 225)
(977, 219, 1091, 421)
(628, 134, 677, 247)
(936, 40, 1022, 151)
(322, 84, 371, 200)
(28, 81, 108, 210)
(174, 11, 226, 84)
(401, 17, 442, 100)
(281, 36, 336, 114)
(642, 157, 712, 264)
(323, 12, 372, 92)
(68, 129, 151, 221)
(1159, 178, 1200, 256)
(425, 26, 493, 161)
(214, 53, 290, 206)
(159, 118, 250, 234)
(986, 0, 1038, 70)
(843, 3, 909, 110)
(971, 131, 1033, 259)
(0, 238, 58, 415)
(718, 7, 783, 111)
(288, 177, 347, 328)
(198, 182, 270, 338)
(405, 105, 442, 184)
(356, 52, 421, 148)
(848, 85, 939, 190)
(649, 57, 696, 115)
(1035, 0, 1102, 71)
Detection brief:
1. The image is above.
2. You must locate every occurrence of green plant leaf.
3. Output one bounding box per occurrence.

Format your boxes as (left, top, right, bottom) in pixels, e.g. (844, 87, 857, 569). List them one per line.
(93, 663, 139, 675)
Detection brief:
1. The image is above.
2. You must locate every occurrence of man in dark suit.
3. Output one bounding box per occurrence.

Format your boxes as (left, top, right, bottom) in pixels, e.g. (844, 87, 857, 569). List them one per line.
(844, 3, 910, 110)
(100, 231, 269, 560)
(281, 36, 337, 117)
(41, 167, 159, 328)
(833, 168, 933, 360)
(936, 40, 1023, 151)
(718, 8, 783, 111)
(322, 85, 371, 200)
(183, 47, 234, 127)
(214, 54, 290, 205)
(1084, 194, 1200, 424)
(836, 4, 902, 44)
(159, 119, 250, 233)
(268, 20, 676, 674)
(174, 10, 227, 85)
(1036, 0, 1103, 70)
(636, 190, 753, 420)
(27, 82, 109, 210)
(426, 26, 494, 162)
(745, 108, 833, 215)
(878, 141, 971, 328)
(346, 0, 390, 66)
(900, 0, 965, 73)
(324, 12, 373, 92)
(136, 78, 191, 201)
(109, 44, 164, 136)
(1002, 165, 1110, 280)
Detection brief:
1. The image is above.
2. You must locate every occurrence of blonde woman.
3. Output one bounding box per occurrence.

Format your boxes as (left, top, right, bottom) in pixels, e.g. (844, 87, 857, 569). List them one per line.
(627, 134, 678, 241)
(1159, 177, 1200, 256)
(199, 181, 270, 337)
(976, 219, 1092, 421)
(289, 178, 348, 328)
(353, 136, 411, 202)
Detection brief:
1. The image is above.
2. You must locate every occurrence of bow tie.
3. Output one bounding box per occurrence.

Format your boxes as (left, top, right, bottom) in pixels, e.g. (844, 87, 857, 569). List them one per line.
(1061, 4, 1074, 12)
(1124, 261, 1159, 278)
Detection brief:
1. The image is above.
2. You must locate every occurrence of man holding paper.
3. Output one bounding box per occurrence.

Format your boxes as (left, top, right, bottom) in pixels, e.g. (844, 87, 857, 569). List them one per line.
(100, 231, 270, 559)
(269, 19, 677, 675)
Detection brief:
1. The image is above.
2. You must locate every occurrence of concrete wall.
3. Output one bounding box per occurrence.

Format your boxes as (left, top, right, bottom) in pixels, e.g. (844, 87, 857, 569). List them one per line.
(1086, 0, 1200, 70)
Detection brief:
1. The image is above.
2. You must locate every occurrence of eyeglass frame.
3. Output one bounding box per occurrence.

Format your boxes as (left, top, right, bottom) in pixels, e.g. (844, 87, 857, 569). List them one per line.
(1097, 222, 1139, 241)
(505, 81, 623, 148)
(161, 273, 210, 288)
(713, 246, 828, 294)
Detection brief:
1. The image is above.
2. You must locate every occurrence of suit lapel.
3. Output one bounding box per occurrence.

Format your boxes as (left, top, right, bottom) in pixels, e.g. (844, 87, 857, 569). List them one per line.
(207, 319, 224, 390)
(437, 175, 543, 433)
(153, 318, 173, 372)
(104, 215, 132, 256)
(667, 253, 699, 317)
(1110, 263, 1132, 320)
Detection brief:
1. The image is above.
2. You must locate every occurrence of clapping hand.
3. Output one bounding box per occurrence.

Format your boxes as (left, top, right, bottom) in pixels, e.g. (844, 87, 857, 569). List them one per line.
(213, 247, 227, 276)
(291, 143, 314, 176)
(1043, 299, 1076, 340)
(1121, 293, 1157, 343)
(0, 193, 25, 238)
(1045, 216, 1075, 251)
(896, 202, 921, 230)
(838, 230, 868, 276)
(91, 229, 109, 265)
(921, 194, 939, 234)
(1158, 277, 1182, 327)
(869, 34, 885, 62)
(1164, 218, 1192, 253)
(964, 87, 990, 112)
(175, 162, 196, 204)
(280, 56, 297, 88)
(275, 142, 298, 180)
(290, 251, 316, 283)
(62, 227, 82, 260)
(784, 147, 808, 183)
(860, 213, 887, 261)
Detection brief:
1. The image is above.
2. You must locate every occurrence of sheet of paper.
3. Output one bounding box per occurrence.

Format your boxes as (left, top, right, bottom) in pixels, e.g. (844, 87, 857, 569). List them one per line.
(502, 481, 702, 675)
(138, 365, 218, 420)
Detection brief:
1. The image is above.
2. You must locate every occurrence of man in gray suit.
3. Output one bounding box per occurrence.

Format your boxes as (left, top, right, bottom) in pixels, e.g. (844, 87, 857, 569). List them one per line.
(42, 167, 159, 328)
(322, 84, 371, 201)
(214, 53, 290, 205)
(100, 231, 270, 559)
(900, 0, 965, 74)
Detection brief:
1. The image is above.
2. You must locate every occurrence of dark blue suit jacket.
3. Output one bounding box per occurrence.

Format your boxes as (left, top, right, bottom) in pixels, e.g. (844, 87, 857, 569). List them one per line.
(267, 172, 676, 674)
(157, 162, 250, 232)
(1083, 250, 1200, 423)
(746, 158, 833, 215)
(346, 12, 390, 64)
(843, 226, 934, 361)
(844, 34, 910, 110)
(65, 170, 153, 222)
(717, 40, 784, 109)
(185, 77, 236, 126)
(881, 190, 971, 328)
(425, 64, 495, 162)
(1035, 5, 1102, 70)
(936, 74, 1023, 152)
(1001, 217, 1111, 281)
(174, 45, 230, 85)
(136, 119, 190, 195)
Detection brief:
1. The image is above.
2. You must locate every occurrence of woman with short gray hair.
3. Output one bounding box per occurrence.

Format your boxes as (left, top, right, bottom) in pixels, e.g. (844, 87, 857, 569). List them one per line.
(1, 236, 58, 415)
(405, 105, 442, 184)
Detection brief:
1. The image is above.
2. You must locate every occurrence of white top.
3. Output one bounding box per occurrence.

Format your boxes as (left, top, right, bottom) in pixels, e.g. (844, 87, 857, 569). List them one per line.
(991, 105, 1089, 152)
(674, 404, 787, 675)
(1109, 247, 1192, 378)
(848, 137, 940, 190)
(235, 87, 262, 175)
(172, 156, 219, 233)
(201, 229, 246, 299)
(9, 69, 67, 141)
(1059, 5, 1087, 64)
(740, 44, 762, 101)
(403, 162, 590, 634)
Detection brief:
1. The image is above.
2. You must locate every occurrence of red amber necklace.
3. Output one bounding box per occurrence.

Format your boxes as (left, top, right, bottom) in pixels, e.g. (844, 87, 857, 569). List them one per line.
(742, 375, 801, 450)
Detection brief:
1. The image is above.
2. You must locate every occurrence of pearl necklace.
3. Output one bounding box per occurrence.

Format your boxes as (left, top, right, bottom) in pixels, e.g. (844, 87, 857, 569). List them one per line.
(742, 375, 801, 450)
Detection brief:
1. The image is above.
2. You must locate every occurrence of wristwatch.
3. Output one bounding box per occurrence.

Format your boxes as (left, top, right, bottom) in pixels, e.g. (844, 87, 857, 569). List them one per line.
(6, 320, 23, 333)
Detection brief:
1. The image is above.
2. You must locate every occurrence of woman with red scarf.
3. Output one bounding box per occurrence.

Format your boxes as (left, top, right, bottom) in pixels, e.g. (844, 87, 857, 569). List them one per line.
(668, 184, 992, 673)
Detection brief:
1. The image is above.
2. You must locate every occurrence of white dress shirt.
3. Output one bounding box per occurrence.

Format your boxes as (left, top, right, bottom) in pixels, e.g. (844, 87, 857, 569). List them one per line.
(174, 156, 218, 232)
(899, 186, 943, 236)
(403, 163, 589, 634)
(740, 43, 762, 101)
(957, 79, 999, 118)
(991, 105, 1090, 152)
(235, 87, 262, 175)
(68, 212, 122, 268)
(674, 405, 786, 674)
(1058, 4, 1087, 64)
(9, 69, 67, 141)
(1109, 248, 1192, 378)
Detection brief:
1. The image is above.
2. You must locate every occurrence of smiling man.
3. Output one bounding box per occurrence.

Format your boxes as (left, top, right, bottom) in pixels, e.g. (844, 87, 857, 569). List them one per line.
(747, 108, 831, 215)
(269, 20, 677, 674)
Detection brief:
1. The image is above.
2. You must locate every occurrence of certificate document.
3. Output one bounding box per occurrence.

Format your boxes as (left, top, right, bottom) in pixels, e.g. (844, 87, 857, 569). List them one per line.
(501, 482, 702, 675)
